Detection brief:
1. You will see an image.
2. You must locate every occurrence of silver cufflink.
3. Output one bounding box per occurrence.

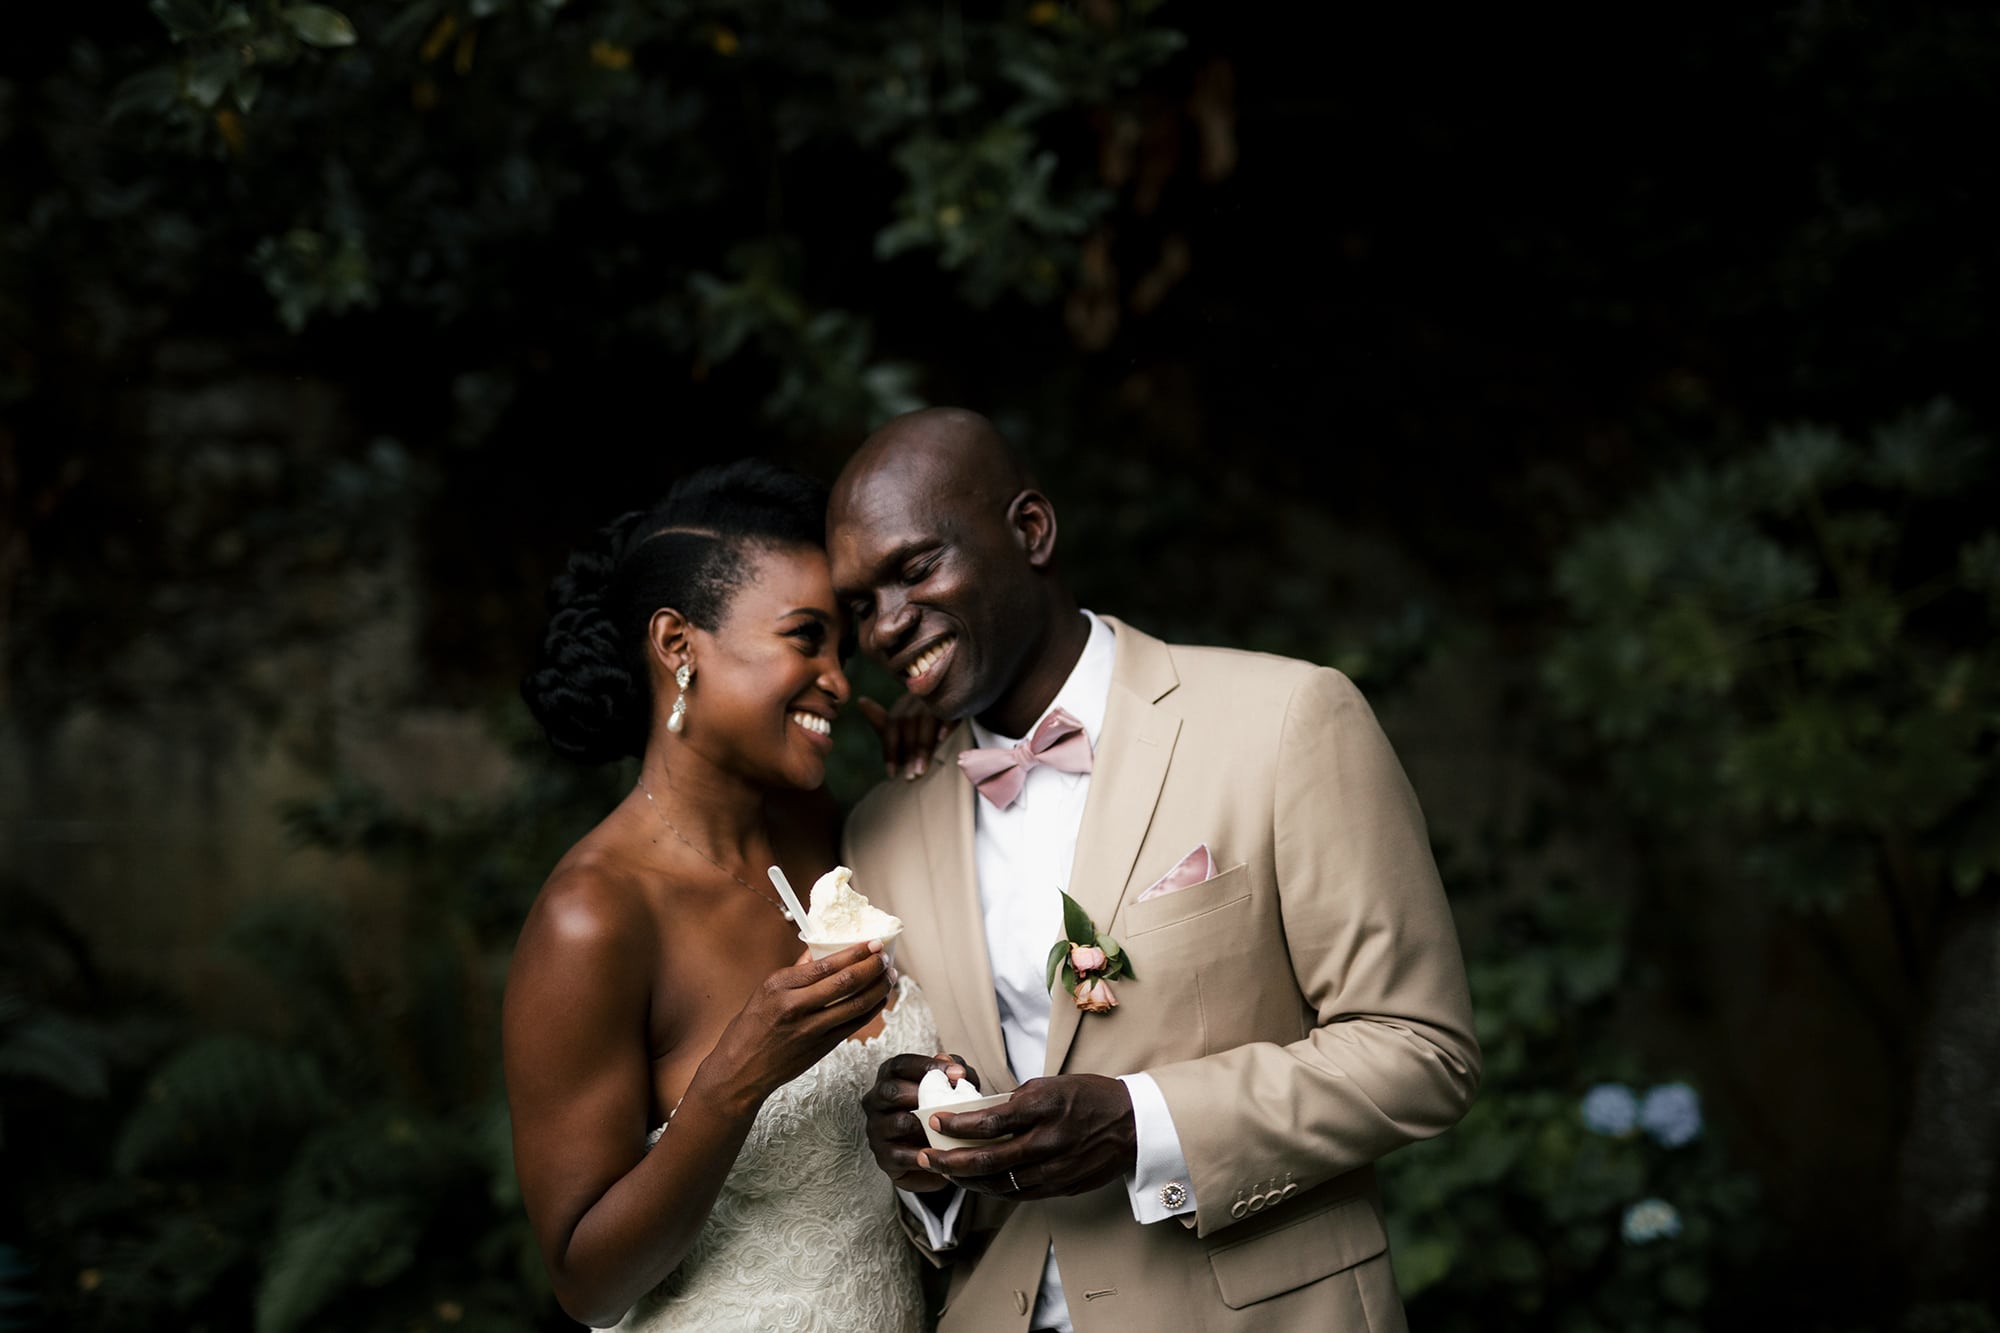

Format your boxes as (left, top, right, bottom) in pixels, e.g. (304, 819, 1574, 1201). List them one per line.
(1159, 1181, 1187, 1210)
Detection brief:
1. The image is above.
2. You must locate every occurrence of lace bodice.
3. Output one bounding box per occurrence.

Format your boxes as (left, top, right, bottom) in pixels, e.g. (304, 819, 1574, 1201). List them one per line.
(612, 976, 934, 1333)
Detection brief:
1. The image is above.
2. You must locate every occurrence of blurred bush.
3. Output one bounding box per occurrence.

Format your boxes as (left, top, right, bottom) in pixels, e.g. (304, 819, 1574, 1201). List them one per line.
(1545, 399, 1997, 916)
(1383, 845, 1761, 1333)
(59, 0, 1184, 438)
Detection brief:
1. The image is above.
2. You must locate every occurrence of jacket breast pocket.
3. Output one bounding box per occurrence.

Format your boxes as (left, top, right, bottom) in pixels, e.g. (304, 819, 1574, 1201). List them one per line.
(1118, 862, 1252, 936)
(1207, 1195, 1388, 1309)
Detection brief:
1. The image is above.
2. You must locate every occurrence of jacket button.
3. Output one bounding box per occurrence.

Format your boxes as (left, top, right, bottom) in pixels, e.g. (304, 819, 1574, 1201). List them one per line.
(1246, 1193, 1267, 1213)
(1280, 1182, 1299, 1199)
(1013, 1290, 1029, 1315)
(1229, 1198, 1249, 1219)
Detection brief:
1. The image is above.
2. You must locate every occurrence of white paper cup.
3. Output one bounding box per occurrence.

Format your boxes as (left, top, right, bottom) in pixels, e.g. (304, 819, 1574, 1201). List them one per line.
(800, 926, 901, 967)
(919, 1092, 1014, 1151)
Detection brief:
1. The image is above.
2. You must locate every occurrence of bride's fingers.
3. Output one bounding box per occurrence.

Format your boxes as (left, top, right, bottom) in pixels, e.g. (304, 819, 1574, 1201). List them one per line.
(808, 972, 894, 1038)
(788, 945, 889, 1008)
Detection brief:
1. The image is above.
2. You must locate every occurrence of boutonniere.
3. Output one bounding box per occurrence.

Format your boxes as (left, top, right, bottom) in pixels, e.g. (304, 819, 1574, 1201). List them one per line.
(1044, 889, 1136, 1013)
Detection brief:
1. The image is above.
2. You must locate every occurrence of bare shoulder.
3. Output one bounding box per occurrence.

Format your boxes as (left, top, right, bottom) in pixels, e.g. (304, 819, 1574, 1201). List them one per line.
(508, 838, 657, 999)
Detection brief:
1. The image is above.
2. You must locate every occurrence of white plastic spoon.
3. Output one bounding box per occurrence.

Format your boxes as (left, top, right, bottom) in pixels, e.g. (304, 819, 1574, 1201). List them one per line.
(766, 865, 810, 928)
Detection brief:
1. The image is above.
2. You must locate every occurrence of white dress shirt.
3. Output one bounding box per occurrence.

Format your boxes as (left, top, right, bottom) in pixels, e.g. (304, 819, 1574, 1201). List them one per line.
(898, 611, 1195, 1333)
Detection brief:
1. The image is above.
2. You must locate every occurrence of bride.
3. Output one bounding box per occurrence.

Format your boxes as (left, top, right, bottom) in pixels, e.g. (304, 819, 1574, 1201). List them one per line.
(506, 459, 940, 1331)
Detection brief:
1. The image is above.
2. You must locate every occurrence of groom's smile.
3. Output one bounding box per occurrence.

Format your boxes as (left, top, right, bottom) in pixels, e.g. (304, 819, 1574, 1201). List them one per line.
(900, 635, 957, 696)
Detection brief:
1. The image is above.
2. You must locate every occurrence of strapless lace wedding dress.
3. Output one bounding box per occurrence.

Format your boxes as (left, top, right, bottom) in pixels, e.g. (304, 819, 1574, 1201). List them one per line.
(612, 976, 934, 1333)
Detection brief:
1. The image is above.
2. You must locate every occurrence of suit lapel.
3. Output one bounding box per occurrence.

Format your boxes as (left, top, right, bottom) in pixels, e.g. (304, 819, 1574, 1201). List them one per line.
(1044, 618, 1180, 1077)
(917, 724, 1017, 1093)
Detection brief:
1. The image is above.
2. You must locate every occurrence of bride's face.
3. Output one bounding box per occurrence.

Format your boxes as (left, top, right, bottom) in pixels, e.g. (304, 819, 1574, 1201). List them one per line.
(682, 543, 851, 790)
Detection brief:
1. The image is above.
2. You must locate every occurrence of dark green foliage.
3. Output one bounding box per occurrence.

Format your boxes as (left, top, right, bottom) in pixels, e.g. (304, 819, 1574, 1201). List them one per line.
(1384, 871, 1760, 1331)
(27, 856, 564, 1331)
(79, 0, 1184, 435)
(0, 994, 114, 1106)
(113, 1035, 335, 1176)
(1545, 404, 1997, 914)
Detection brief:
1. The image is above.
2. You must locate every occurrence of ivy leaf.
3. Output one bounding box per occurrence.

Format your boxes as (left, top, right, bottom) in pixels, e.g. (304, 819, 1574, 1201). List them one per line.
(281, 5, 358, 47)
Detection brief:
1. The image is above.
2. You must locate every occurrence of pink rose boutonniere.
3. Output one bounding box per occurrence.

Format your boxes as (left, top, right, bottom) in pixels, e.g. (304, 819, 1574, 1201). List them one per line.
(1044, 889, 1136, 1013)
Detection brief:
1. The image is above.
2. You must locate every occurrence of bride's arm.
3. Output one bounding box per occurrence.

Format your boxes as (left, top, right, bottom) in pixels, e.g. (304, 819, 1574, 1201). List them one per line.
(503, 868, 892, 1327)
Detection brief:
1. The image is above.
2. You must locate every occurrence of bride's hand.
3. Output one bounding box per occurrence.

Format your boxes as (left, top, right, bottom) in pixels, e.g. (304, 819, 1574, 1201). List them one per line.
(704, 943, 895, 1117)
(858, 692, 946, 780)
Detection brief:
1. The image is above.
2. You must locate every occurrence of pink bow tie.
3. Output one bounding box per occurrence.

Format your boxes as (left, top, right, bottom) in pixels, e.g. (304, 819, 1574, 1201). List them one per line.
(958, 707, 1094, 809)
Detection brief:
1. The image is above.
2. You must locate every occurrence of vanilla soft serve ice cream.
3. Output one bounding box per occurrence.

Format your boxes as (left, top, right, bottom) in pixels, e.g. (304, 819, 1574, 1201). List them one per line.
(915, 1068, 1011, 1150)
(798, 865, 902, 957)
(916, 1068, 985, 1110)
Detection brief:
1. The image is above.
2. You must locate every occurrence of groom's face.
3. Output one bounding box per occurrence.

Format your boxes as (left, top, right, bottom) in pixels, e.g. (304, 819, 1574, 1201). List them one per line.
(828, 457, 1039, 726)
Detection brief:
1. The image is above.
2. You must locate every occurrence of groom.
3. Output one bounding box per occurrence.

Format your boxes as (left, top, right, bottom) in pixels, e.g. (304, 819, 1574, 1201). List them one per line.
(831, 408, 1479, 1333)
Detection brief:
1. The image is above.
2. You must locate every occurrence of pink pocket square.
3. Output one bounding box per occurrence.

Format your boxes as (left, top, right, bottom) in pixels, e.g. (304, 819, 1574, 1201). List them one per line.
(1136, 843, 1215, 902)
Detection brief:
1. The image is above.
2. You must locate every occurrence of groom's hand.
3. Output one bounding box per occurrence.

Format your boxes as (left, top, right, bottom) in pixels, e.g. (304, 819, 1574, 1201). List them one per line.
(921, 1074, 1137, 1201)
(862, 1052, 980, 1194)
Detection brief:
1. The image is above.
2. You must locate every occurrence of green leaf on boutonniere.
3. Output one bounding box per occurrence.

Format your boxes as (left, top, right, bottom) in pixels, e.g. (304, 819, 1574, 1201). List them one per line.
(1045, 938, 1074, 994)
(1059, 889, 1095, 947)
(1102, 939, 1134, 981)
(1050, 888, 1136, 986)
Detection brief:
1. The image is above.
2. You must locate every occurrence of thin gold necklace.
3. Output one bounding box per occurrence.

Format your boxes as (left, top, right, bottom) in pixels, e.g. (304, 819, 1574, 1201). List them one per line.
(635, 778, 793, 922)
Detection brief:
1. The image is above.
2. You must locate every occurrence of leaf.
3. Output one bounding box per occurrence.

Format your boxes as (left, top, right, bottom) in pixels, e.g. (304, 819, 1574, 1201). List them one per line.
(1099, 935, 1135, 981)
(106, 66, 184, 121)
(150, 0, 220, 41)
(185, 49, 240, 108)
(1044, 938, 1071, 993)
(280, 4, 358, 47)
(0, 1011, 112, 1100)
(1058, 888, 1095, 945)
(114, 1034, 332, 1175)
(254, 1200, 420, 1333)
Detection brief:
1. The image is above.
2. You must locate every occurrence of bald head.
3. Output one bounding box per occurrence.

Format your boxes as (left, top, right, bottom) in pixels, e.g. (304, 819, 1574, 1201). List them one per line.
(827, 406, 1086, 736)
(832, 407, 1034, 517)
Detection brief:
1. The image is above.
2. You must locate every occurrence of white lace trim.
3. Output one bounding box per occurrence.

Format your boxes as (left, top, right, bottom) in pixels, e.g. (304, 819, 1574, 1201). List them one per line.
(613, 977, 933, 1333)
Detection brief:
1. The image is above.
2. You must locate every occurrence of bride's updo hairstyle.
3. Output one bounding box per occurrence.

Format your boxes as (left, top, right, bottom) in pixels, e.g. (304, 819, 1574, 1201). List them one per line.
(523, 459, 828, 764)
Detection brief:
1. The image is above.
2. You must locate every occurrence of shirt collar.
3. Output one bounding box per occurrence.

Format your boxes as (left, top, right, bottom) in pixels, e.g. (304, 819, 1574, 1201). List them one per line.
(968, 609, 1115, 752)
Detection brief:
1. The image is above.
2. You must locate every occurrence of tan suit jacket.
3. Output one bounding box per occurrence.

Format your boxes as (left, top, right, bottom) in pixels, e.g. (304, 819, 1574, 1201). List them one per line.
(843, 618, 1480, 1333)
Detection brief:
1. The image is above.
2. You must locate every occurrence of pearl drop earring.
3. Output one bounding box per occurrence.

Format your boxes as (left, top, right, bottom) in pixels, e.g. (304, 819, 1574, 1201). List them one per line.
(667, 662, 693, 734)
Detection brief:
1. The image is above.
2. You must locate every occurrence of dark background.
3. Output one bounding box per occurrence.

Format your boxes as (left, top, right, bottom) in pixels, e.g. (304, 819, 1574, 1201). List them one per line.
(3, 3, 1996, 1331)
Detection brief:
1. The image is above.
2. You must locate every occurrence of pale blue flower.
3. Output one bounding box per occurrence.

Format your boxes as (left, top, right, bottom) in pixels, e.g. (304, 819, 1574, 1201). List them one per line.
(1580, 1082, 1638, 1136)
(1639, 1082, 1703, 1147)
(1622, 1197, 1683, 1244)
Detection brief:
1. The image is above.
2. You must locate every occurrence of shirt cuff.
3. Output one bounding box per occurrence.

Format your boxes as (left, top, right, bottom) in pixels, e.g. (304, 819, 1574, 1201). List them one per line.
(895, 1184, 967, 1250)
(1118, 1072, 1196, 1223)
